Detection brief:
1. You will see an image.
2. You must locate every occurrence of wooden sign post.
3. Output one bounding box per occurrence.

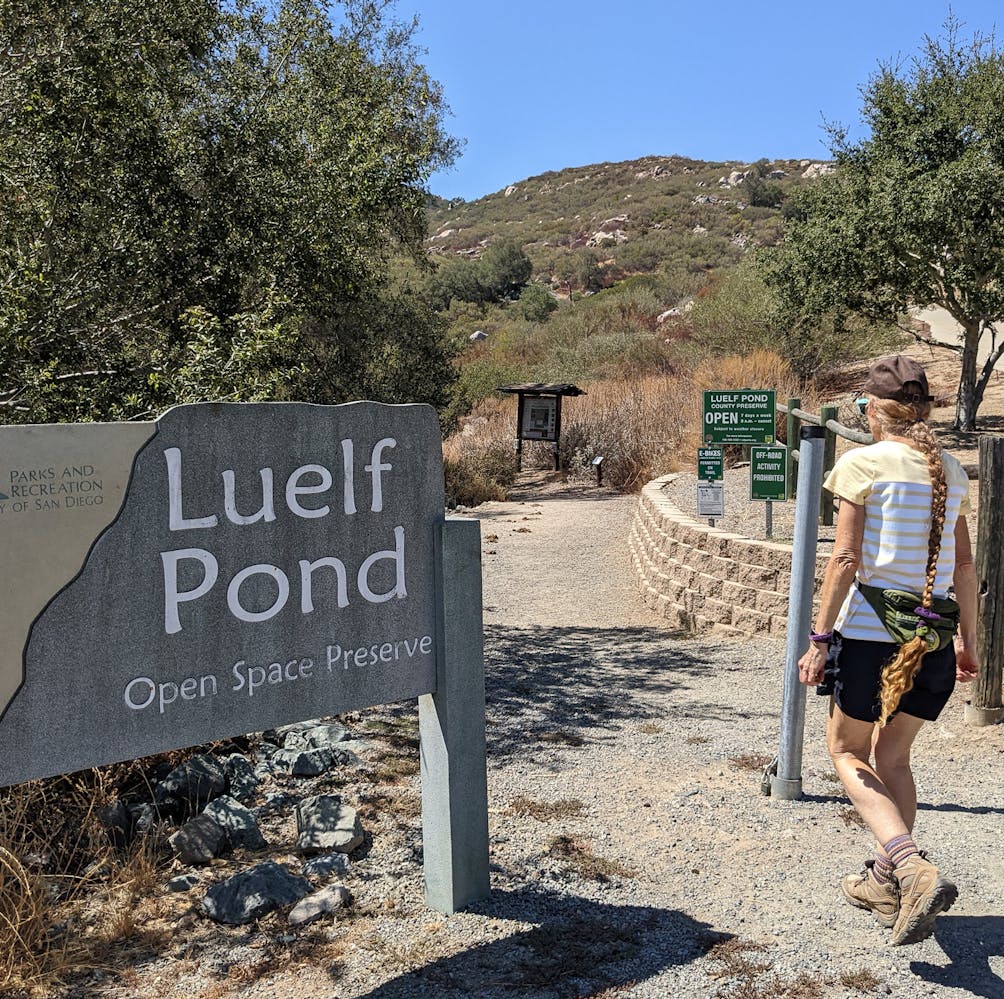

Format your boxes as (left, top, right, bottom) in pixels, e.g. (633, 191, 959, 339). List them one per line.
(966, 436, 1004, 726)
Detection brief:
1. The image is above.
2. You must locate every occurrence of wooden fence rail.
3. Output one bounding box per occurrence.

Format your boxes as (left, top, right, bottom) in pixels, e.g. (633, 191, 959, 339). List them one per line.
(777, 398, 872, 526)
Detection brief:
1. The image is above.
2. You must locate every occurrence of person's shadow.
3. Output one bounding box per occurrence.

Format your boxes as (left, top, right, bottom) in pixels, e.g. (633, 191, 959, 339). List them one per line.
(348, 886, 723, 998)
(910, 915, 1004, 998)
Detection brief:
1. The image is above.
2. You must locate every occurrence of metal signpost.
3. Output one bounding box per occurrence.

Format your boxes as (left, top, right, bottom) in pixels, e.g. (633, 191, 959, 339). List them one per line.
(749, 444, 788, 540)
(770, 426, 826, 801)
(702, 390, 776, 445)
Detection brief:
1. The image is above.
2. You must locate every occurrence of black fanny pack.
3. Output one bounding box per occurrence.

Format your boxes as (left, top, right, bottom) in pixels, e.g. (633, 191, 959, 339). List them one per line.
(856, 581, 959, 652)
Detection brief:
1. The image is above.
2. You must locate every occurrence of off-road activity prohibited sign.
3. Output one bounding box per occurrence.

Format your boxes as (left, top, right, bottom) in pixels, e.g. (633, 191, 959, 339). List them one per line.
(749, 445, 789, 502)
(703, 390, 776, 445)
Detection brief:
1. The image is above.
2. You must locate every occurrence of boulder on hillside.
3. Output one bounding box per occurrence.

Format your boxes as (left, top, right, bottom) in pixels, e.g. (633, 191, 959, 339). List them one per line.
(802, 163, 835, 180)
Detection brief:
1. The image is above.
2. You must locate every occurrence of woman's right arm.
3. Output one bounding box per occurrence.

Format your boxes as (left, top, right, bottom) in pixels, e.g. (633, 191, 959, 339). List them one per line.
(952, 516, 979, 682)
(797, 499, 864, 685)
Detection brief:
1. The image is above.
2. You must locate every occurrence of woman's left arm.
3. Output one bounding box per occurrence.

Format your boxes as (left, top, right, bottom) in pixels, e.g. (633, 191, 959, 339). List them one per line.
(952, 516, 979, 682)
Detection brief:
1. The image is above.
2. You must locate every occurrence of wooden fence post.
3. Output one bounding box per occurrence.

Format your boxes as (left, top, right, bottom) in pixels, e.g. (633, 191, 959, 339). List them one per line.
(818, 404, 838, 526)
(786, 398, 800, 498)
(965, 436, 1004, 726)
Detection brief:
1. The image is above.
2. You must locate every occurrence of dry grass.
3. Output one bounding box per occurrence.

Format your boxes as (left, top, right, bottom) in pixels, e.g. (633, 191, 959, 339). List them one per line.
(538, 730, 586, 747)
(729, 753, 773, 772)
(443, 402, 518, 505)
(685, 735, 710, 745)
(505, 797, 586, 821)
(559, 375, 695, 490)
(0, 767, 173, 996)
(703, 936, 771, 978)
(704, 937, 829, 999)
(546, 834, 637, 881)
(636, 721, 663, 734)
(840, 968, 883, 991)
(357, 790, 422, 822)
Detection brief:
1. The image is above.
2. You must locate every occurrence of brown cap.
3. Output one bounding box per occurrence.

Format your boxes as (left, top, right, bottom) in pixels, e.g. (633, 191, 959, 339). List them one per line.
(863, 355, 934, 404)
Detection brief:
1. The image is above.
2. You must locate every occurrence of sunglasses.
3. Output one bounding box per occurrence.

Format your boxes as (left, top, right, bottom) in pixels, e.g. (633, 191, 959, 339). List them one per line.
(855, 397, 869, 416)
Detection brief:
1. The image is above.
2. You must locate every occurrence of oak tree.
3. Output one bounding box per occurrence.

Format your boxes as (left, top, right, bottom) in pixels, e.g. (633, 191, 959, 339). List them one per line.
(766, 19, 1004, 429)
(0, 0, 458, 423)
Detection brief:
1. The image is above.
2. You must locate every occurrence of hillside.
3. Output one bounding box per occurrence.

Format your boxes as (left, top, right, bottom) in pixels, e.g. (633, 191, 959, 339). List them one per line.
(424, 155, 904, 506)
(425, 154, 829, 293)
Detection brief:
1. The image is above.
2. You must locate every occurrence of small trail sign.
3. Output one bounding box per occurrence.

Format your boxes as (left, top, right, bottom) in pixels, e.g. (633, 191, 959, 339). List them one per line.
(750, 445, 788, 501)
(697, 447, 724, 482)
(703, 390, 776, 445)
(697, 483, 725, 518)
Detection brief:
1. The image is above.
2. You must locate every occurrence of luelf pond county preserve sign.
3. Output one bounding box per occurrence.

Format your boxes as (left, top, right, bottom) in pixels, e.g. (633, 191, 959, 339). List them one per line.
(0, 402, 446, 787)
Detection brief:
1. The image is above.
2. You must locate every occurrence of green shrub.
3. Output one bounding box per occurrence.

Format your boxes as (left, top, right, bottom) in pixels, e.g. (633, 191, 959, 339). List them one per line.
(515, 282, 558, 322)
(443, 435, 517, 506)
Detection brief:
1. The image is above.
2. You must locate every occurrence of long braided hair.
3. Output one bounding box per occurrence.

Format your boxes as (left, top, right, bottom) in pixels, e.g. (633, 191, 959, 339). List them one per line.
(872, 397, 949, 726)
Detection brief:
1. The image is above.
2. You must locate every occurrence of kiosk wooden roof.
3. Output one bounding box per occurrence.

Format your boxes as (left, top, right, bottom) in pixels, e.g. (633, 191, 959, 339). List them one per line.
(498, 383, 585, 397)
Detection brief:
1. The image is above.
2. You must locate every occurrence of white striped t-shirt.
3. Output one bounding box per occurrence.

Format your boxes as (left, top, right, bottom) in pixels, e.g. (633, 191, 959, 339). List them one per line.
(824, 440, 971, 642)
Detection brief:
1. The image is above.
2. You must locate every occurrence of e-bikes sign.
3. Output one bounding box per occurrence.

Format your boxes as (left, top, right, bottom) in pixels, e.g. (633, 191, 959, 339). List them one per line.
(0, 402, 444, 787)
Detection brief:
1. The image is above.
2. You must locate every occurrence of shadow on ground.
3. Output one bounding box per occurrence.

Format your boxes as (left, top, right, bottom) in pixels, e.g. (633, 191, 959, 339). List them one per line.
(482, 624, 774, 760)
(911, 915, 1004, 998)
(353, 887, 722, 999)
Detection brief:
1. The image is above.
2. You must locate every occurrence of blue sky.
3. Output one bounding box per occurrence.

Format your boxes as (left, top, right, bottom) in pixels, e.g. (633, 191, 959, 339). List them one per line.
(391, 1, 1002, 201)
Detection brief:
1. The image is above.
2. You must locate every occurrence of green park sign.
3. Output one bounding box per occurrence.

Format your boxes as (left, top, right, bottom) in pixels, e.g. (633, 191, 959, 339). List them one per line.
(749, 445, 789, 502)
(702, 390, 776, 445)
(697, 447, 724, 482)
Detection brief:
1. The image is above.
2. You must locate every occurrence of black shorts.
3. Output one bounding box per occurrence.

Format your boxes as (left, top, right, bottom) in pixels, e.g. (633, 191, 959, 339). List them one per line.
(819, 631, 956, 723)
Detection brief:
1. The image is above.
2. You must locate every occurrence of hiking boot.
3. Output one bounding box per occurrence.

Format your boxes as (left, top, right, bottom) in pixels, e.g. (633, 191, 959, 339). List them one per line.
(840, 860, 900, 928)
(891, 853, 958, 946)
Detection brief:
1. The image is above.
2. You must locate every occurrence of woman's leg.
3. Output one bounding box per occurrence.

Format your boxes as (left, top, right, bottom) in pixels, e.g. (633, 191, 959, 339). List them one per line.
(873, 710, 925, 833)
(826, 702, 908, 843)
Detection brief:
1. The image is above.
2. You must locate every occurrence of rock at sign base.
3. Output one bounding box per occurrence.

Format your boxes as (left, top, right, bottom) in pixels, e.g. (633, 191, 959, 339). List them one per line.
(302, 853, 351, 880)
(202, 861, 311, 925)
(169, 813, 227, 865)
(202, 795, 267, 851)
(156, 754, 227, 810)
(288, 885, 351, 927)
(296, 795, 364, 855)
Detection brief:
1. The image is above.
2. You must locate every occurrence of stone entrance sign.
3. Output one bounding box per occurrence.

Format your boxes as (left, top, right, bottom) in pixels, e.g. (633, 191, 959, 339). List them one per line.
(0, 402, 444, 787)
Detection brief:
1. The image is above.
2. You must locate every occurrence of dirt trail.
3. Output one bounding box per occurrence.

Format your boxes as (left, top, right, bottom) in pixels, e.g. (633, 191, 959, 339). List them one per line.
(86, 444, 1004, 999)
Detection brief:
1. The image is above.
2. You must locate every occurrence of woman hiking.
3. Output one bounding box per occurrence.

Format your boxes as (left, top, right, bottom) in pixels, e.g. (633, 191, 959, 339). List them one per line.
(797, 354, 978, 946)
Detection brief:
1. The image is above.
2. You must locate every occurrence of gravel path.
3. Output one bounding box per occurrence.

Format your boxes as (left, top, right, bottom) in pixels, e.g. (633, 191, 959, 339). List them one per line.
(88, 474, 1004, 999)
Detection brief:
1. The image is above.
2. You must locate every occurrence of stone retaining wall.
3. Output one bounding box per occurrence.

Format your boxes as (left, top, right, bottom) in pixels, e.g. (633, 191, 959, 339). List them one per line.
(629, 476, 829, 638)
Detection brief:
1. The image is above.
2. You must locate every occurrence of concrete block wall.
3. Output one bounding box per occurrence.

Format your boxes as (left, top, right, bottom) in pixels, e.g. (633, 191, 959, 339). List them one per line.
(629, 476, 829, 638)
